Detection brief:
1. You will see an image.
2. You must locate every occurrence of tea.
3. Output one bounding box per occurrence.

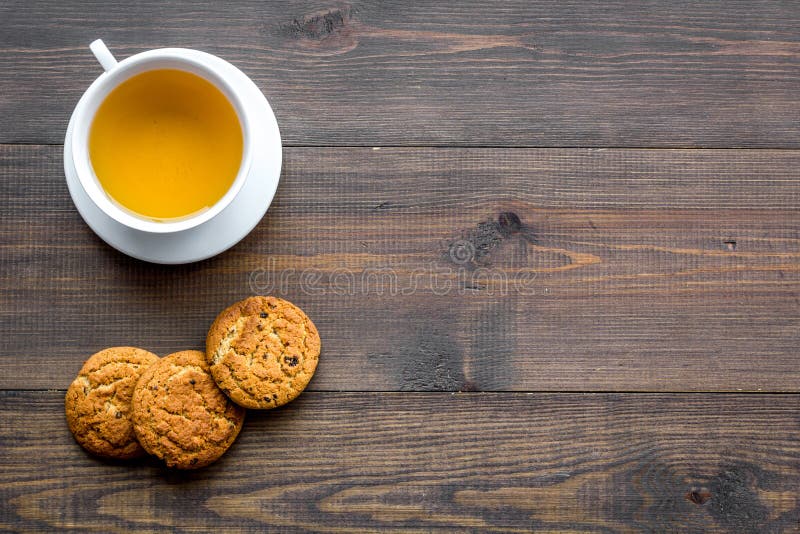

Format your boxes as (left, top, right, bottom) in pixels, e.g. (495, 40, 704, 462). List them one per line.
(89, 69, 243, 220)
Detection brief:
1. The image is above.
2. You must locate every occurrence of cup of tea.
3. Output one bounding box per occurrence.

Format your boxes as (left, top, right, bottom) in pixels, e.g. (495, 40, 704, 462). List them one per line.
(67, 39, 254, 234)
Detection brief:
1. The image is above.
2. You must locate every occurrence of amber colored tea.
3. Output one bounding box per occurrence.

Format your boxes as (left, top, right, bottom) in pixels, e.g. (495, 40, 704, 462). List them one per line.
(89, 69, 243, 220)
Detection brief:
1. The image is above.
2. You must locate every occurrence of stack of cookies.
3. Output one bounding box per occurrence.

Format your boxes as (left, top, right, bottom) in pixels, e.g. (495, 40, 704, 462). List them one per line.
(64, 296, 321, 469)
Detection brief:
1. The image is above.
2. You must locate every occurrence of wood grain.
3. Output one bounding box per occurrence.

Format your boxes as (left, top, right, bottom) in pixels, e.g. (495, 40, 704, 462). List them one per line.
(1, 391, 798, 532)
(2, 1, 800, 147)
(3, 4, 799, 532)
(2, 145, 798, 392)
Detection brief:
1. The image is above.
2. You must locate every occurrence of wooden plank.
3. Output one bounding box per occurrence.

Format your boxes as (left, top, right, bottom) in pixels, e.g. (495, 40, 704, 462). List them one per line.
(0, 391, 798, 532)
(2, 145, 799, 392)
(2, 1, 800, 147)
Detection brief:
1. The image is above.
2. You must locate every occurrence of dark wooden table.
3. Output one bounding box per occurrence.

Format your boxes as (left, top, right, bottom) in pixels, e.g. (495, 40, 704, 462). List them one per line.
(2, 1, 799, 532)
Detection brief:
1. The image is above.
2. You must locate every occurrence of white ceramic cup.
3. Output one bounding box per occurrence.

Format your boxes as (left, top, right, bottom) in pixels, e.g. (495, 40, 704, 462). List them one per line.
(68, 39, 253, 234)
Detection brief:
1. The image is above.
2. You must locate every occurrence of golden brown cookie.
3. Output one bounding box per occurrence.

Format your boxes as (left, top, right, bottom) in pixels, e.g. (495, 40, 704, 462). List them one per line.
(64, 346, 160, 459)
(131, 350, 245, 469)
(206, 296, 321, 409)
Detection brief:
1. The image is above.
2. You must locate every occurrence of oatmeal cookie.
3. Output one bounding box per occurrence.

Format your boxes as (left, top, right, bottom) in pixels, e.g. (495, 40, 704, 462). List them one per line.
(65, 346, 159, 459)
(131, 350, 245, 469)
(206, 296, 321, 409)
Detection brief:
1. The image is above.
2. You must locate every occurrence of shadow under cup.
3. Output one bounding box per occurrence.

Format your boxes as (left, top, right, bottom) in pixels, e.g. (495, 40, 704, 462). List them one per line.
(70, 53, 252, 235)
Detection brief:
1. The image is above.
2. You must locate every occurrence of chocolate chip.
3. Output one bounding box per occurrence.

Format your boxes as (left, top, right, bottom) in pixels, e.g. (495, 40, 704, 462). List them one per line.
(260, 312, 268, 318)
(151, 385, 157, 391)
(115, 412, 122, 419)
(191, 458, 198, 465)
(190, 379, 196, 385)
(264, 396, 271, 402)
(284, 356, 299, 367)
(272, 394, 278, 400)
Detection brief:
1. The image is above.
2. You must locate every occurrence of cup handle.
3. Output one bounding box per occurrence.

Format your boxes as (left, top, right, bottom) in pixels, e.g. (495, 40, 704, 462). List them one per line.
(90, 39, 118, 72)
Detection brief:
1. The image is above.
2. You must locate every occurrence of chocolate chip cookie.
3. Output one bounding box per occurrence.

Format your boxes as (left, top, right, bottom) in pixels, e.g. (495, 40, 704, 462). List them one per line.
(65, 346, 160, 459)
(206, 296, 321, 409)
(131, 350, 245, 469)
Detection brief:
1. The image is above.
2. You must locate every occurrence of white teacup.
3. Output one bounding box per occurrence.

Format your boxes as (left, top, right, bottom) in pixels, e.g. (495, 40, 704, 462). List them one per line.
(68, 39, 253, 234)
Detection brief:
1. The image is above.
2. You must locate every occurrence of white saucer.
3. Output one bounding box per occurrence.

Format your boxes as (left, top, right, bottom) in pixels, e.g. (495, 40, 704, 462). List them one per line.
(64, 50, 281, 264)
